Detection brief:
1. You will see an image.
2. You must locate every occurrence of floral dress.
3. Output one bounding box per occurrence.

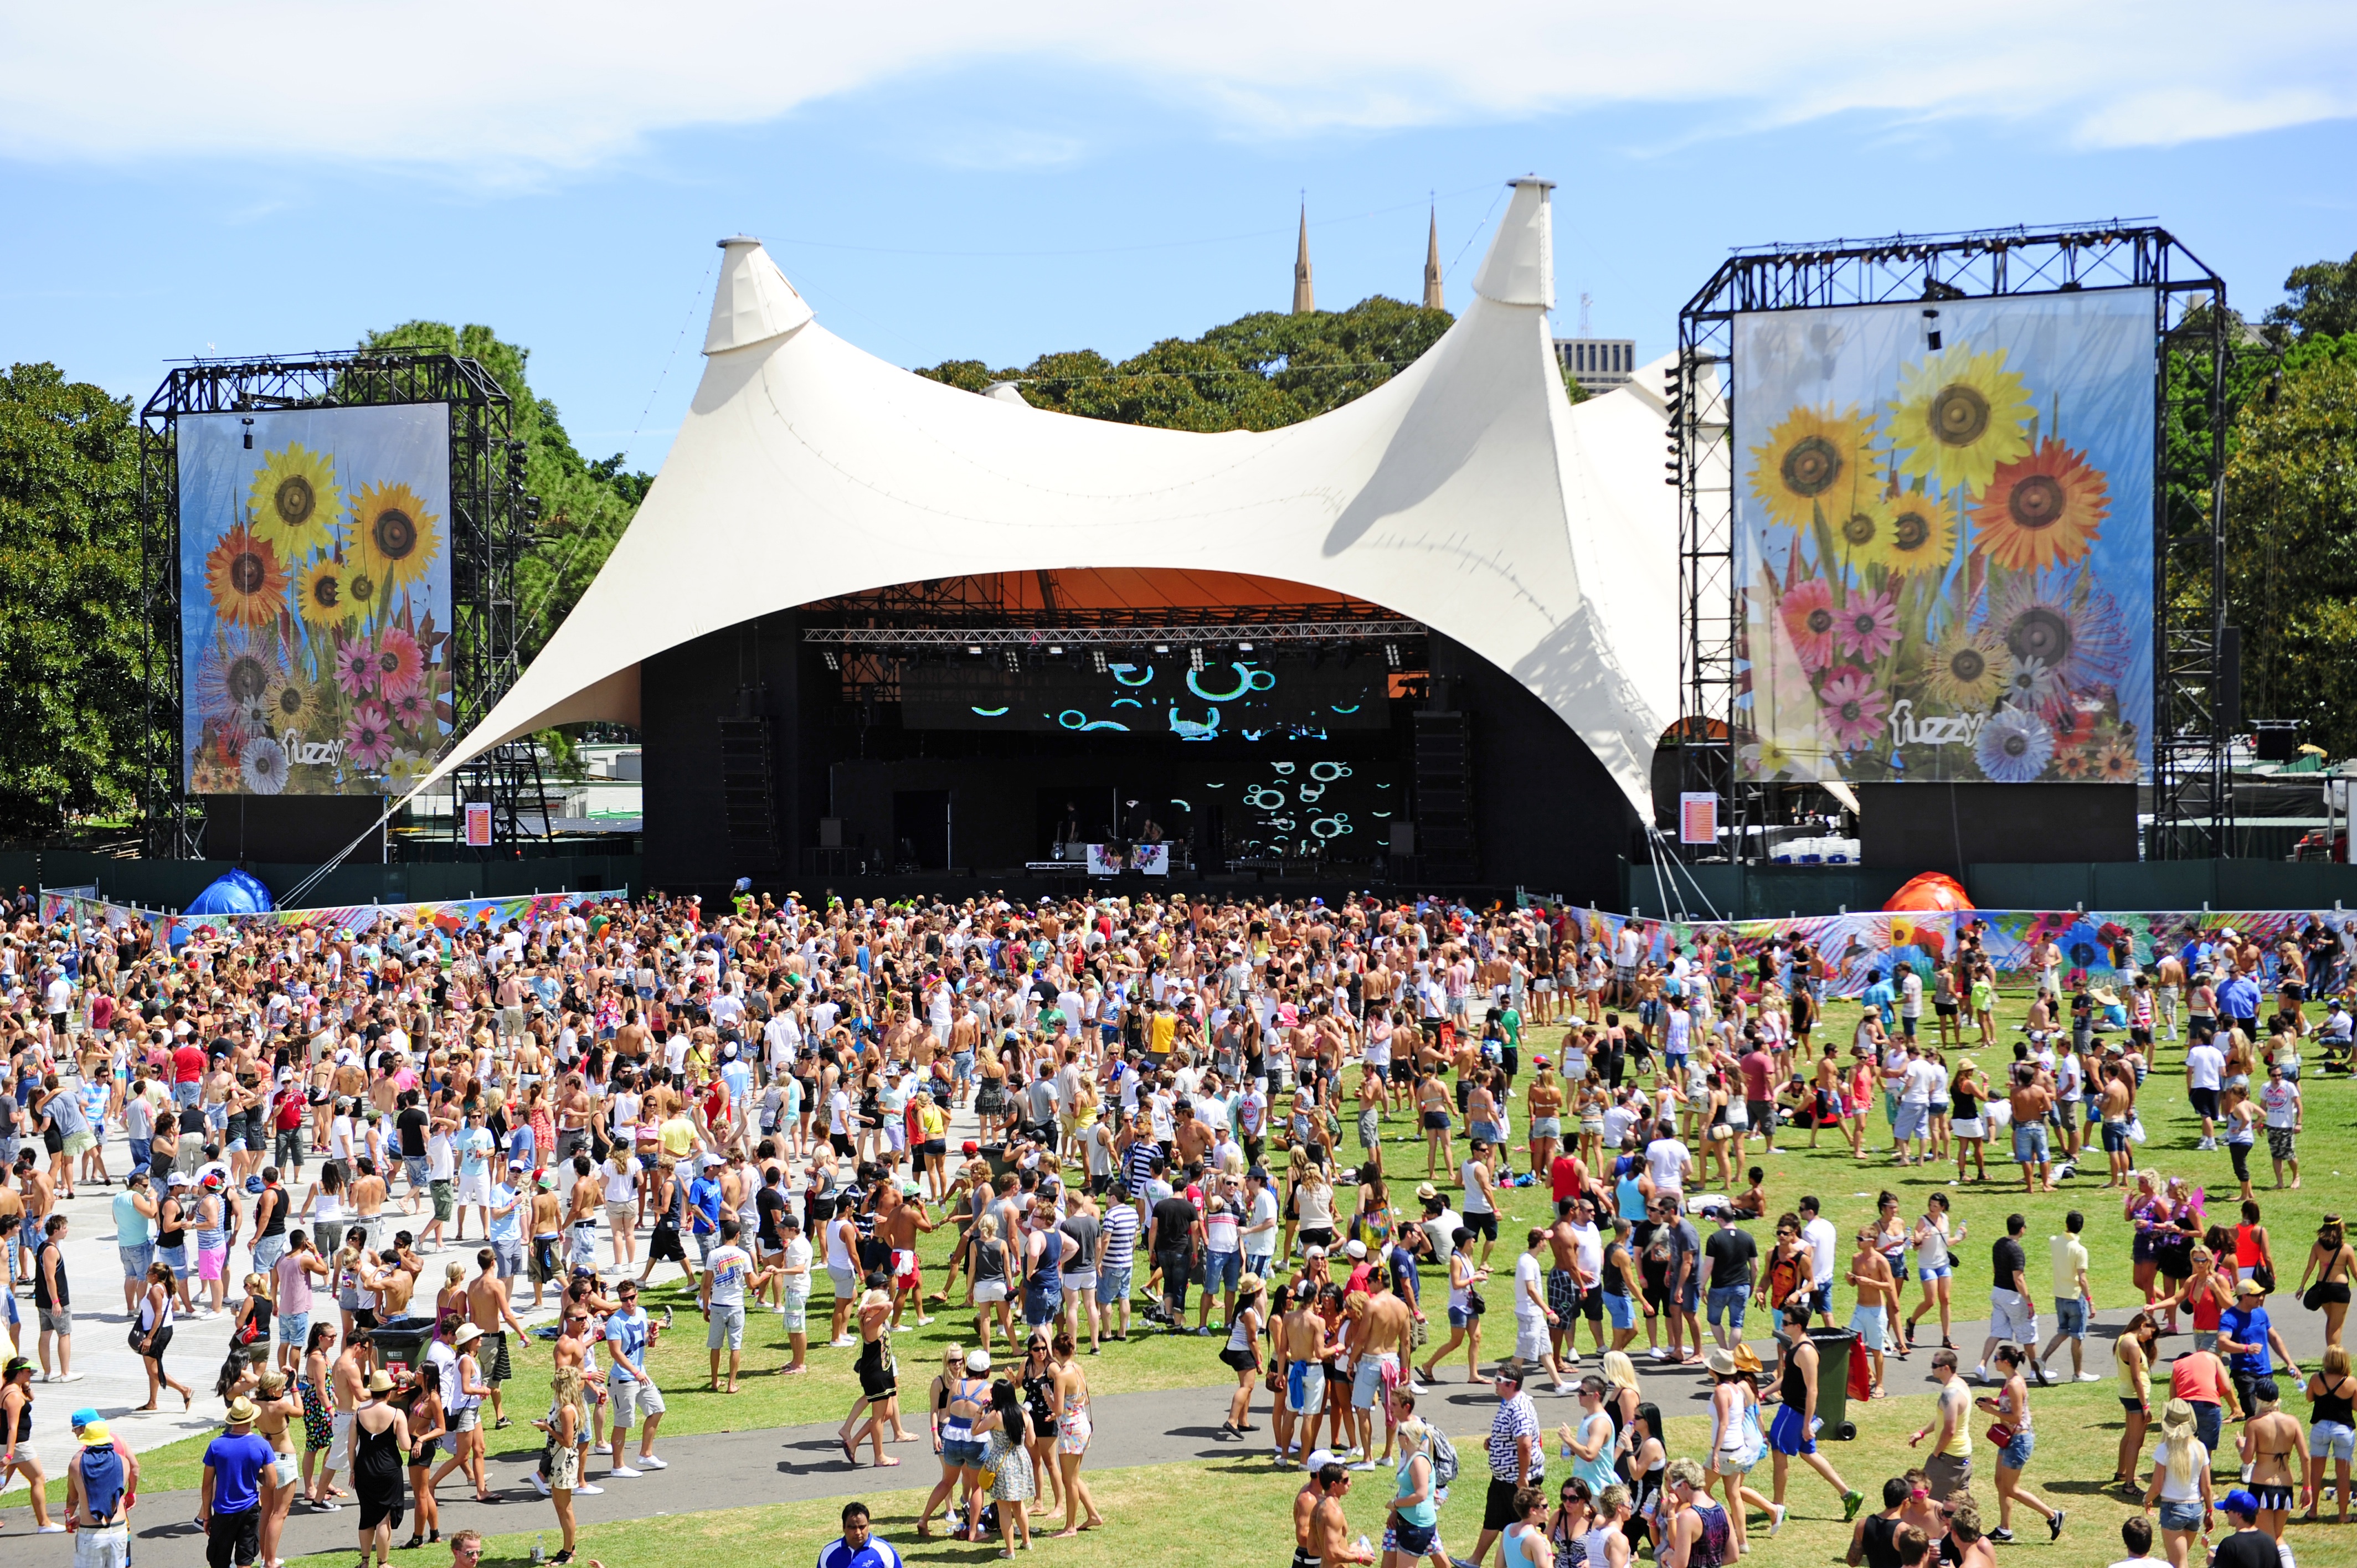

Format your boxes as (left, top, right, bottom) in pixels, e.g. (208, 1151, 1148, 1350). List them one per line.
(298, 1376, 334, 1452)
(984, 1421, 1034, 1503)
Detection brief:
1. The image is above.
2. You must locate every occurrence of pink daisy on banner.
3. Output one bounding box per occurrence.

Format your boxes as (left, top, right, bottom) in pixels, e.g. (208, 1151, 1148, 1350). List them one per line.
(1779, 577, 1837, 673)
(345, 699, 395, 768)
(1819, 667, 1888, 753)
(372, 626, 425, 701)
(1833, 584, 1898, 663)
(333, 636, 376, 698)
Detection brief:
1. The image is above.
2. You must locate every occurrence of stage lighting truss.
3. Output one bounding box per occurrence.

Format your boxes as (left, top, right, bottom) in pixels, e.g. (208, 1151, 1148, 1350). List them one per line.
(1672, 221, 2232, 861)
(805, 619, 1422, 651)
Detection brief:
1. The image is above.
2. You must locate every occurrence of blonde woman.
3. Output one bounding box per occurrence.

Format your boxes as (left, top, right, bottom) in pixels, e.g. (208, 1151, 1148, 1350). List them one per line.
(1599, 1350, 1643, 1438)
(538, 1364, 584, 1564)
(1385, 1399, 1450, 1568)
(2303, 1343, 2357, 1524)
(254, 1366, 303, 1568)
(2140, 1398, 2212, 1566)
(1048, 1330, 1102, 1536)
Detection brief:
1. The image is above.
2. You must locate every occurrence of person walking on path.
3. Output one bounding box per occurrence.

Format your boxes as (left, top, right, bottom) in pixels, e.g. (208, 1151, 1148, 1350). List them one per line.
(1974, 1344, 2063, 1544)
(2, 1355, 64, 1533)
(65, 1415, 136, 1565)
(199, 1397, 276, 1568)
(1765, 1303, 1864, 1523)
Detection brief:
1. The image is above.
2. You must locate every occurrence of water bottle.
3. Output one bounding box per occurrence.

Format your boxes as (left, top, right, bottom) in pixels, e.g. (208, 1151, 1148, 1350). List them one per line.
(1354, 1536, 1371, 1559)
(532, 1535, 545, 1564)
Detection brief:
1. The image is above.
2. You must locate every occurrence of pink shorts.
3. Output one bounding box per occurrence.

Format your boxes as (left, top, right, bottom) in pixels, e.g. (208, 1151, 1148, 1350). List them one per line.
(198, 1246, 227, 1282)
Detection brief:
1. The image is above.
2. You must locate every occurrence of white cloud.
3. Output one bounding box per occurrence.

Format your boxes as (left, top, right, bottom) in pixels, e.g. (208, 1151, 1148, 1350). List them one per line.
(3, 3, 2351, 178)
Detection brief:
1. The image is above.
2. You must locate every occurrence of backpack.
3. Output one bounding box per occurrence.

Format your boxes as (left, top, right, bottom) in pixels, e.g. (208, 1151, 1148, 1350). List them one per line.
(1427, 1427, 1461, 1489)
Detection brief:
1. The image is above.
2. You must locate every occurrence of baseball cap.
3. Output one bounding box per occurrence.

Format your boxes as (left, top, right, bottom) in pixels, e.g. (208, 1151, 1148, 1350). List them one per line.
(1305, 1448, 1337, 1472)
(68, 1407, 99, 1429)
(2217, 1487, 2259, 1518)
(1344, 1240, 1367, 1260)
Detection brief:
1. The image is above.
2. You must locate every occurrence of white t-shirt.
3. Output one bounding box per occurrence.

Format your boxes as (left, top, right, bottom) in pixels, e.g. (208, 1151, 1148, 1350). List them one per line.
(1900, 972, 1923, 1019)
(780, 1234, 813, 1297)
(1644, 1136, 1692, 1194)
(1514, 1250, 1546, 1323)
(1901, 1059, 1940, 1106)
(2185, 1043, 2224, 1091)
(1803, 1216, 1840, 1288)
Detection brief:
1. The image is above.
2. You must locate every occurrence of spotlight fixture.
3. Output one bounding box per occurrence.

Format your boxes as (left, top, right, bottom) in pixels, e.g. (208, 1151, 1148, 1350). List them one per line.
(1384, 642, 1401, 669)
(1005, 650, 1021, 671)
(1153, 643, 1169, 654)
(966, 645, 982, 656)
(1189, 647, 1206, 672)
(1237, 641, 1255, 653)
(1091, 649, 1107, 673)
(821, 650, 841, 672)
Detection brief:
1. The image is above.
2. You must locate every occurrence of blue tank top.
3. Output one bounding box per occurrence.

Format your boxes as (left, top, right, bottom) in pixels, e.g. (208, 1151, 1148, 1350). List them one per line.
(1616, 1173, 1647, 1224)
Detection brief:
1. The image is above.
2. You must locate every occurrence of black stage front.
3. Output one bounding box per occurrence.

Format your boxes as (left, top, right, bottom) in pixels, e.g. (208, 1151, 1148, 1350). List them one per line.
(639, 609, 1641, 901)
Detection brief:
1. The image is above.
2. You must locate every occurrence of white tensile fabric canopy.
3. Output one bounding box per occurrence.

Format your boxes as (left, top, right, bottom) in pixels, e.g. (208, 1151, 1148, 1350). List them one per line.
(421, 178, 1679, 814)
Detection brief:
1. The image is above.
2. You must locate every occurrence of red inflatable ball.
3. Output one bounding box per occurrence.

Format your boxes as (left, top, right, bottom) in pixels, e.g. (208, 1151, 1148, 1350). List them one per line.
(1883, 872, 1974, 912)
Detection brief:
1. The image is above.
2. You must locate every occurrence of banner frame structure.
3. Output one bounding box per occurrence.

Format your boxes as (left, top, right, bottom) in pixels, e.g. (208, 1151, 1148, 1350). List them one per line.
(1671, 224, 2230, 864)
(138, 350, 541, 858)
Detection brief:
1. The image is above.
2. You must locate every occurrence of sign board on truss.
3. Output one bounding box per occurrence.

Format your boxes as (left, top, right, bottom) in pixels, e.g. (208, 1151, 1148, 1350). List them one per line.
(1085, 843, 1169, 875)
(1679, 792, 1720, 847)
(463, 802, 493, 848)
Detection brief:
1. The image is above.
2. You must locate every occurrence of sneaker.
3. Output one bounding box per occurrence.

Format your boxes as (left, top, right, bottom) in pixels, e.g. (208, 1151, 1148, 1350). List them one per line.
(1841, 1489, 1865, 1522)
(1650, 1347, 1675, 1361)
(1971, 1363, 1989, 1382)
(2048, 1510, 2065, 1541)
(1408, 1381, 1430, 1395)
(608, 1467, 643, 1479)
(1987, 1528, 2014, 1544)
(917, 1316, 936, 1327)
(529, 1474, 552, 1497)
(57, 1371, 84, 1382)
(38, 1523, 67, 1534)
(312, 1498, 343, 1512)
(637, 1456, 667, 1470)
(574, 1483, 603, 1496)
(1767, 1505, 1786, 1537)
(1350, 1461, 1378, 1472)
(1553, 1383, 1577, 1396)
(2076, 1371, 2101, 1383)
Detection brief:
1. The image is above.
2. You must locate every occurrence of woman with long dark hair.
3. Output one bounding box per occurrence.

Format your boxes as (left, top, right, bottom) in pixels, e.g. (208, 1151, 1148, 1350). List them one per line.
(133, 1259, 193, 1411)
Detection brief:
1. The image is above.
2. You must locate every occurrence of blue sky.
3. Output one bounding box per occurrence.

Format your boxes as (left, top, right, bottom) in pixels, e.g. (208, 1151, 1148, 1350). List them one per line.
(4, 6, 2353, 471)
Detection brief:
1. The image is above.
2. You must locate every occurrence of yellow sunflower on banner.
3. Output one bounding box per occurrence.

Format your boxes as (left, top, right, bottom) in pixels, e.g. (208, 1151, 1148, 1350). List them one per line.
(246, 443, 340, 559)
(1747, 404, 1876, 532)
(294, 555, 357, 632)
(260, 673, 321, 735)
(1884, 489, 1959, 577)
(1825, 489, 1902, 575)
(349, 481, 443, 599)
(204, 524, 289, 628)
(1970, 439, 2109, 571)
(1887, 344, 2033, 492)
(1921, 625, 2012, 710)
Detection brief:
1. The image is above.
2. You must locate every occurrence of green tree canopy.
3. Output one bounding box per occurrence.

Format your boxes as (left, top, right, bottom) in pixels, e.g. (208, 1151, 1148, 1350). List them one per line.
(357, 322, 650, 661)
(0, 364, 152, 835)
(2265, 251, 2357, 342)
(914, 295, 1471, 429)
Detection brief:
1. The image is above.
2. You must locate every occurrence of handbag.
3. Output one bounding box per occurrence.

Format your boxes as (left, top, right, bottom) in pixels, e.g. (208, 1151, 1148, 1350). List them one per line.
(2304, 1281, 2332, 1313)
(1984, 1422, 2016, 1448)
(1467, 1290, 1488, 1318)
(2253, 1261, 2276, 1294)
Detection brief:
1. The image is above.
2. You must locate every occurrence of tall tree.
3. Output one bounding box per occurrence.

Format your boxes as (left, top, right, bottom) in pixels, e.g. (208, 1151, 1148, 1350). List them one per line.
(357, 323, 649, 661)
(0, 364, 153, 835)
(2221, 332, 2357, 750)
(2265, 252, 2357, 343)
(915, 295, 1463, 429)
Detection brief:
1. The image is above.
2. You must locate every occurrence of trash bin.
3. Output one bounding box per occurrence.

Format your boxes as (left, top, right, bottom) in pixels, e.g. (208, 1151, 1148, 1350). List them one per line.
(370, 1314, 438, 1373)
(1807, 1328, 1859, 1441)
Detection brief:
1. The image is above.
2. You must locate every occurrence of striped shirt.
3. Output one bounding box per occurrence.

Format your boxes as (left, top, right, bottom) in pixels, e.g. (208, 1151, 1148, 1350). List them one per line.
(1100, 1202, 1140, 1271)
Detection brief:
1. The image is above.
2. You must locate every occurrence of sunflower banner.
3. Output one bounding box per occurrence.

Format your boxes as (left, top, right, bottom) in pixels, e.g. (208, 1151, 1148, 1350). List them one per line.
(177, 406, 455, 796)
(1731, 291, 2156, 787)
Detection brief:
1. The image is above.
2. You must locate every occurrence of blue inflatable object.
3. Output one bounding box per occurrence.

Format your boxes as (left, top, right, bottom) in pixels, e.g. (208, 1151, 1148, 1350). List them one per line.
(183, 869, 274, 916)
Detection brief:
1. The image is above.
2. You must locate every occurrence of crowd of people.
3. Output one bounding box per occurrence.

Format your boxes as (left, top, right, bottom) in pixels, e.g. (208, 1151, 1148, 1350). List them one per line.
(0, 886, 2348, 1568)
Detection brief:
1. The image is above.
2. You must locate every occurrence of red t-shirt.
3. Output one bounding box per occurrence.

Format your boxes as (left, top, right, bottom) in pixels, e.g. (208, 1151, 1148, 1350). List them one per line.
(1550, 1154, 1586, 1205)
(1740, 1051, 1774, 1101)
(172, 1044, 206, 1084)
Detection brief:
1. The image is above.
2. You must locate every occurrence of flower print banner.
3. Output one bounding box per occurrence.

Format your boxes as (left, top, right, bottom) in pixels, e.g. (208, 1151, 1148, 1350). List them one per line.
(179, 406, 456, 796)
(1561, 905, 2344, 998)
(161, 889, 626, 946)
(1733, 290, 2156, 786)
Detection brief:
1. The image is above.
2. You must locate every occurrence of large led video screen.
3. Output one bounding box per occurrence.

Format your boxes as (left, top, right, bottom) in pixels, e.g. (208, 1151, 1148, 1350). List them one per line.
(179, 406, 455, 796)
(1196, 757, 1399, 860)
(1733, 289, 2154, 786)
(902, 654, 1387, 739)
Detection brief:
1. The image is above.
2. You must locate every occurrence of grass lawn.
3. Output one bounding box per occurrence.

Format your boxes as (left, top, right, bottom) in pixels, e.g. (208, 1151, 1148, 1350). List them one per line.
(52, 977, 2357, 1511)
(291, 1381, 2346, 1568)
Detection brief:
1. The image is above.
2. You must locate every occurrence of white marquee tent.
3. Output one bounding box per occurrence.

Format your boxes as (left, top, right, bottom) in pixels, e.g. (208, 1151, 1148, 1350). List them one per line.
(421, 178, 1680, 816)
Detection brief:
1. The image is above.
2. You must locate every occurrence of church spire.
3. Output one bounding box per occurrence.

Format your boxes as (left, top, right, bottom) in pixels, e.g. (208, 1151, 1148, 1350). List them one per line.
(1291, 200, 1315, 314)
(1422, 204, 1444, 311)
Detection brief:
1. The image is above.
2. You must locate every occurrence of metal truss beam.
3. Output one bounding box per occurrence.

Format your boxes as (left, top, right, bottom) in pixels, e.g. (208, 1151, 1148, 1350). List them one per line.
(803, 621, 1424, 648)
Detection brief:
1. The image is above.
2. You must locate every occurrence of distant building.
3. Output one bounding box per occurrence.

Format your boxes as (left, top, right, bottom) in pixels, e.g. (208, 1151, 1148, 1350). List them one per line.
(1293, 204, 1315, 314)
(1556, 337, 1636, 392)
(1423, 208, 1444, 311)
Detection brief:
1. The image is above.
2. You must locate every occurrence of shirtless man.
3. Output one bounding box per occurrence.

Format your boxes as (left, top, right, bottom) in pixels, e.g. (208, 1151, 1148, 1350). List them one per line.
(2097, 1065, 2136, 1189)
(1278, 1287, 1337, 1467)
(872, 1184, 940, 1329)
(527, 1179, 566, 1311)
(466, 1248, 527, 1430)
(540, 1304, 606, 1496)
(2006, 1066, 2057, 1194)
(948, 1009, 982, 1109)
(317, 1327, 372, 1507)
(1547, 1201, 1594, 1369)
(1352, 1281, 1414, 1464)
(613, 1013, 651, 1067)
(1306, 1462, 1376, 1568)
(554, 1074, 595, 1165)
(1844, 1225, 1900, 1399)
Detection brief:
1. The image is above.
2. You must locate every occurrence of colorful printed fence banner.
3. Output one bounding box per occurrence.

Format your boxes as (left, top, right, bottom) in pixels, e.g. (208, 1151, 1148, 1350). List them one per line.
(39, 891, 148, 930)
(1562, 905, 2354, 999)
(162, 889, 626, 945)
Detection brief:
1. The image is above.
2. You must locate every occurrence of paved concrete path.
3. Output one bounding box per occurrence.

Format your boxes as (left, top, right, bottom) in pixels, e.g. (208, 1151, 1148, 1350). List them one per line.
(8, 1298, 2337, 1561)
